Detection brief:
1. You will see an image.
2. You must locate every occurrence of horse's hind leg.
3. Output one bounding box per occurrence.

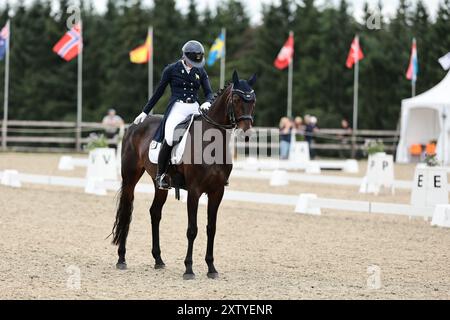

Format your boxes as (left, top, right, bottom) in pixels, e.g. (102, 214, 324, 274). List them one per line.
(112, 162, 144, 270)
(150, 185, 168, 269)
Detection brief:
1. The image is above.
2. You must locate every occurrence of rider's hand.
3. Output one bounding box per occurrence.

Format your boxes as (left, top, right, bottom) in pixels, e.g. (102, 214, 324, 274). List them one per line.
(200, 102, 212, 111)
(134, 112, 148, 125)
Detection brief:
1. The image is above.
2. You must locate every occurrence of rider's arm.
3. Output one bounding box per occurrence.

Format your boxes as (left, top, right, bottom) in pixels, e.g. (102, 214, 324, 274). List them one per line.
(142, 65, 171, 114)
(200, 69, 214, 103)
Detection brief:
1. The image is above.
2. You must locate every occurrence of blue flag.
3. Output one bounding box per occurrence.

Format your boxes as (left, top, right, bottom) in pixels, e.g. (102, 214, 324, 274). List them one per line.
(207, 32, 225, 66)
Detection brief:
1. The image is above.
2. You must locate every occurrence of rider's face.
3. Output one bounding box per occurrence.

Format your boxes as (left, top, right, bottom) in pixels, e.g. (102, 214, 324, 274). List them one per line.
(184, 59, 193, 68)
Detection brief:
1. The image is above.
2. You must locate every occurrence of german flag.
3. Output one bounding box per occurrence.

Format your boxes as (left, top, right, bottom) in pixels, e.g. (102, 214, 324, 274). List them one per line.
(130, 32, 152, 64)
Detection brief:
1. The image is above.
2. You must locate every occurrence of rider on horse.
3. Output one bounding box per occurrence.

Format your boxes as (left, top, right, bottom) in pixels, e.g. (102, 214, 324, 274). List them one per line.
(133, 40, 214, 191)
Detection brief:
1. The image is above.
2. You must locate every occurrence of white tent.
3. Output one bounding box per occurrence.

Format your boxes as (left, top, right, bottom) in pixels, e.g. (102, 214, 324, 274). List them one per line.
(397, 71, 450, 164)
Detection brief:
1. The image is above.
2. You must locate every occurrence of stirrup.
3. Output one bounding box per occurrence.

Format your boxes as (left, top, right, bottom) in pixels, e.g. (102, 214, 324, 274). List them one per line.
(156, 174, 171, 190)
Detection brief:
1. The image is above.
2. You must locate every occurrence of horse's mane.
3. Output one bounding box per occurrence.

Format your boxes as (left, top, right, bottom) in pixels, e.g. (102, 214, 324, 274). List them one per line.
(211, 82, 232, 106)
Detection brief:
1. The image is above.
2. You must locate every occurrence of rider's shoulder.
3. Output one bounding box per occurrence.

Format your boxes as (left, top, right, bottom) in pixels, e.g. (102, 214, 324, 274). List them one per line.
(163, 61, 182, 74)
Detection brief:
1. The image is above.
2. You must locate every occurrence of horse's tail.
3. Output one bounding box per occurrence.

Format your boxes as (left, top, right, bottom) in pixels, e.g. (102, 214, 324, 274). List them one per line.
(111, 126, 141, 246)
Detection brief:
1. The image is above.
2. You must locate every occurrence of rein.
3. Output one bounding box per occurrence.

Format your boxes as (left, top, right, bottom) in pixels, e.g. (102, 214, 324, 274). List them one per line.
(199, 86, 255, 130)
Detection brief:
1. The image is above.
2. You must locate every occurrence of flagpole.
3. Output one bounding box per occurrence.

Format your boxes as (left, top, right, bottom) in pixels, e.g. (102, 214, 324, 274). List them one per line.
(411, 38, 417, 98)
(148, 26, 154, 114)
(220, 28, 226, 89)
(287, 31, 294, 119)
(351, 35, 360, 159)
(76, 20, 83, 152)
(2, 20, 10, 151)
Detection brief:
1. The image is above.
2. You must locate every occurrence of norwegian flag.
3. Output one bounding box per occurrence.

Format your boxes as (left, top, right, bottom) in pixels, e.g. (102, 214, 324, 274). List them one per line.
(346, 36, 364, 69)
(0, 22, 9, 39)
(274, 32, 294, 70)
(53, 24, 82, 62)
(406, 38, 419, 82)
(0, 21, 10, 61)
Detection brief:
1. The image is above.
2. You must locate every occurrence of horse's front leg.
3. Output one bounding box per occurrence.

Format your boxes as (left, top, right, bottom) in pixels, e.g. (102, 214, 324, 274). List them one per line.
(184, 191, 200, 280)
(150, 187, 168, 269)
(205, 187, 224, 279)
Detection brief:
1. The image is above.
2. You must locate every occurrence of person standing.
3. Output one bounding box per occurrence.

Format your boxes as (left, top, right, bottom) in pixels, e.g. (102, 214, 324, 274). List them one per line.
(279, 117, 293, 160)
(305, 116, 319, 159)
(102, 109, 125, 149)
(338, 118, 353, 158)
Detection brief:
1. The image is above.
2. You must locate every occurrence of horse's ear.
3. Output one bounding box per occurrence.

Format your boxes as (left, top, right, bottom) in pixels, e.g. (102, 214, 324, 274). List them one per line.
(232, 70, 240, 87)
(248, 74, 257, 87)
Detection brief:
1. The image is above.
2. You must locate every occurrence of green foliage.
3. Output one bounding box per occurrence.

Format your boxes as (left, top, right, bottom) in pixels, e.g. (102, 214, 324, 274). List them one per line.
(0, 0, 450, 130)
(86, 133, 108, 151)
(425, 154, 439, 167)
(366, 140, 385, 155)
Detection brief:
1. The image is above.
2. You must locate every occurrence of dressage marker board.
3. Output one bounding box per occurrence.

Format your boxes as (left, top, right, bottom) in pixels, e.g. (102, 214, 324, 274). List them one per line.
(411, 166, 449, 207)
(360, 153, 395, 195)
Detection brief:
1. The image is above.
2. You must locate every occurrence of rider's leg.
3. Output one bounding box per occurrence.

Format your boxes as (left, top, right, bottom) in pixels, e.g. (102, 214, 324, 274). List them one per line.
(156, 140, 173, 190)
(156, 103, 195, 190)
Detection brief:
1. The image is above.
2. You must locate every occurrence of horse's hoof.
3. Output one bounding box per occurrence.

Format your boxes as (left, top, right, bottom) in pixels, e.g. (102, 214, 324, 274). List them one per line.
(207, 272, 219, 280)
(116, 263, 127, 270)
(183, 273, 196, 281)
(155, 263, 166, 270)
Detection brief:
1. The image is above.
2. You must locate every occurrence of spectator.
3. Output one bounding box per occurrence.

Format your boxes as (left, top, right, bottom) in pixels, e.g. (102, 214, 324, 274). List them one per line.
(279, 117, 293, 160)
(305, 116, 319, 159)
(338, 119, 353, 158)
(293, 116, 305, 140)
(102, 109, 124, 149)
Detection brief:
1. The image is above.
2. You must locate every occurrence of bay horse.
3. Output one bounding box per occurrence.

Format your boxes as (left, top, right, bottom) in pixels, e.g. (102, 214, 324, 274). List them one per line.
(111, 71, 257, 280)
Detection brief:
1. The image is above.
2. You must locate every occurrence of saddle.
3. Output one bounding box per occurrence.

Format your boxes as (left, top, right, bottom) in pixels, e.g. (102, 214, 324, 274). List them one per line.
(149, 114, 198, 165)
(149, 114, 198, 199)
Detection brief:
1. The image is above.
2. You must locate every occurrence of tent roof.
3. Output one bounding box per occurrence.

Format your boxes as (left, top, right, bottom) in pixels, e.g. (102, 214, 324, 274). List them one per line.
(403, 71, 450, 108)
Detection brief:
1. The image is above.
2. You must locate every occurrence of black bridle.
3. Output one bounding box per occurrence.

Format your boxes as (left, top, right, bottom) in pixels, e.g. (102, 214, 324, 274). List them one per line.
(199, 86, 255, 130)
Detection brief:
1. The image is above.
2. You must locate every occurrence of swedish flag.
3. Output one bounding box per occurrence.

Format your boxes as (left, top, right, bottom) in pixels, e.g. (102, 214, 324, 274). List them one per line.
(207, 32, 225, 66)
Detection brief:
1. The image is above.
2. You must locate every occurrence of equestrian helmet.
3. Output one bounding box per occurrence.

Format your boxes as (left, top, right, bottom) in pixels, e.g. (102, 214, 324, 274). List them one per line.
(182, 40, 206, 68)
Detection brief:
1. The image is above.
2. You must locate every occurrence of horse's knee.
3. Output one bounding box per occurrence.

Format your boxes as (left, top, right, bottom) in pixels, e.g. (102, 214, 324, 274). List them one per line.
(207, 225, 216, 238)
(187, 227, 198, 240)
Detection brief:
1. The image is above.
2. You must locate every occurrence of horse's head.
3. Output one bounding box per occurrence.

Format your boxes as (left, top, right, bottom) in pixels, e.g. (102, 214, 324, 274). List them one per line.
(230, 70, 257, 133)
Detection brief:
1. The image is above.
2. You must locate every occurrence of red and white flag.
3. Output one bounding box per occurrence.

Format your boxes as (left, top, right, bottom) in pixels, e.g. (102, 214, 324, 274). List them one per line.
(274, 32, 294, 70)
(346, 36, 364, 69)
(53, 24, 82, 62)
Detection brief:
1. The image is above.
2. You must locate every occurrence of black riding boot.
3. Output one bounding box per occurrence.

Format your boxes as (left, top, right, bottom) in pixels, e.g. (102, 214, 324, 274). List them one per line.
(156, 141, 173, 190)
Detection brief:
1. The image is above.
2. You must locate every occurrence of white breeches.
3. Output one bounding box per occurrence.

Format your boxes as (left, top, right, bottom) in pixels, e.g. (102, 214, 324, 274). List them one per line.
(165, 102, 200, 146)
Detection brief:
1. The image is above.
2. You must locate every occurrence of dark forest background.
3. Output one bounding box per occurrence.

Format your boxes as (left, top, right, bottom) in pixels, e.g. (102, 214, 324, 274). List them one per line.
(1, 0, 450, 129)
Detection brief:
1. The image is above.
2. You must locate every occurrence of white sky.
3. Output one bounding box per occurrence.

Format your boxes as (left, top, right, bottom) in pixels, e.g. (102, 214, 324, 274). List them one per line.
(2, 0, 443, 24)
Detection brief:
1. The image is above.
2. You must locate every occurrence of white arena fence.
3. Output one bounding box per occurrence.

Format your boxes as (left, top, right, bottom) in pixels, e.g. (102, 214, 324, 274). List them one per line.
(1, 170, 449, 228)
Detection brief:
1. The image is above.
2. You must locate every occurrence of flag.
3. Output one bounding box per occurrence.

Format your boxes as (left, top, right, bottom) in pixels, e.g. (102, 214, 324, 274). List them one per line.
(406, 38, 419, 81)
(130, 33, 152, 64)
(346, 36, 364, 69)
(207, 32, 225, 66)
(274, 33, 294, 70)
(0, 21, 10, 61)
(438, 52, 450, 71)
(53, 24, 82, 62)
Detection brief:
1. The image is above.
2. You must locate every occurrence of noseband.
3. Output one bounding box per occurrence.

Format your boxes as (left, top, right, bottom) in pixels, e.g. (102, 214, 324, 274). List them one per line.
(199, 86, 255, 130)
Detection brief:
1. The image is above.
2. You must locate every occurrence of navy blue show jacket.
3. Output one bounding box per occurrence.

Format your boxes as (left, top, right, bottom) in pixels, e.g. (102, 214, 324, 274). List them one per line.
(142, 60, 214, 143)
